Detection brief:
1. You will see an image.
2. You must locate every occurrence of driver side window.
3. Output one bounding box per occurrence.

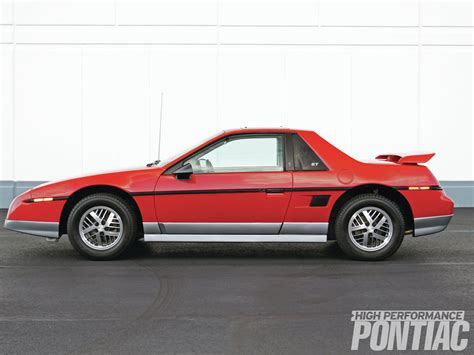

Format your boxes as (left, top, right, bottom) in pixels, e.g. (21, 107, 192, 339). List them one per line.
(184, 135, 284, 174)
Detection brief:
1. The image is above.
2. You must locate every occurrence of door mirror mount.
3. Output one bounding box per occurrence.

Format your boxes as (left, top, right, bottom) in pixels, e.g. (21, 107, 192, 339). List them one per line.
(173, 163, 193, 180)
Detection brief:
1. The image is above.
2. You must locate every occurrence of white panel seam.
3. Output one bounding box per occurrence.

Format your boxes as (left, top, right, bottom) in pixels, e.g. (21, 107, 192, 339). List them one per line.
(216, 0, 221, 131)
(417, 0, 422, 150)
(348, 53, 353, 154)
(80, 46, 84, 173)
(11, 0, 16, 180)
(147, 47, 152, 161)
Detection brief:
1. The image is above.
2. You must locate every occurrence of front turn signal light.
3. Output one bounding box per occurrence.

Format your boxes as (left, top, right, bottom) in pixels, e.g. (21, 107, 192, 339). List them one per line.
(33, 197, 54, 202)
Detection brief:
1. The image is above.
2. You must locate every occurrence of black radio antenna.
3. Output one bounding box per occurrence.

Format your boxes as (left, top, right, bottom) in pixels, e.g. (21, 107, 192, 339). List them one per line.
(146, 92, 164, 167)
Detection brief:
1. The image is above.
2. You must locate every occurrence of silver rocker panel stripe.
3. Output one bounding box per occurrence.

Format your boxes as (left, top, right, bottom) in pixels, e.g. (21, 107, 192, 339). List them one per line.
(144, 234, 327, 243)
(280, 222, 328, 235)
(414, 214, 453, 237)
(143, 222, 161, 234)
(4, 219, 59, 238)
(159, 222, 281, 235)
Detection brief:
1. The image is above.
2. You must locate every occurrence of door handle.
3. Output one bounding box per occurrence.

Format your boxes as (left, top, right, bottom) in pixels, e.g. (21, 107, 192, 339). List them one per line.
(265, 188, 285, 194)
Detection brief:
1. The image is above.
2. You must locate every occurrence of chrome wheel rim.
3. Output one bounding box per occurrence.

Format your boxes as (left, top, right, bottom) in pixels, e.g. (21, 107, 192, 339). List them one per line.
(79, 206, 123, 251)
(348, 206, 393, 252)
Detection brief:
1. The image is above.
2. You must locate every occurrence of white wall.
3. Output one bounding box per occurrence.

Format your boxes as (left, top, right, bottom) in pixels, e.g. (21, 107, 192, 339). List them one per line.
(0, 0, 473, 182)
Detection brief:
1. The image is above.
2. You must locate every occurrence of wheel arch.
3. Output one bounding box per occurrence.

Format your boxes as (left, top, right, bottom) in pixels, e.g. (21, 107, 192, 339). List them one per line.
(59, 185, 144, 237)
(328, 184, 414, 240)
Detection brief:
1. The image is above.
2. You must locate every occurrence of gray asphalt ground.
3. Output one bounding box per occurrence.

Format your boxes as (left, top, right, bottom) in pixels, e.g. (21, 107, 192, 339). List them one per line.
(0, 208, 473, 354)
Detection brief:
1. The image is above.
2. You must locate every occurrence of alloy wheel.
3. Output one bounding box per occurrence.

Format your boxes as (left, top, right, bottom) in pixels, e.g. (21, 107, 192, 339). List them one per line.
(79, 206, 123, 251)
(348, 206, 393, 252)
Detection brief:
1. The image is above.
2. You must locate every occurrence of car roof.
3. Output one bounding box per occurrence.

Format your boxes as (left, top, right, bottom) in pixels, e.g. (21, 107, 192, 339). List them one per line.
(222, 127, 311, 135)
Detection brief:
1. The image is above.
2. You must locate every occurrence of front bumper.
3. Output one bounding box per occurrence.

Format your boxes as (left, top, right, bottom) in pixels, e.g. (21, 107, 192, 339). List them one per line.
(4, 219, 60, 238)
(413, 214, 453, 237)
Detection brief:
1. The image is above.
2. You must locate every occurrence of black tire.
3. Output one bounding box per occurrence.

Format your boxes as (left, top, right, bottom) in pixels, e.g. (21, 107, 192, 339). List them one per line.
(67, 193, 137, 260)
(334, 194, 405, 261)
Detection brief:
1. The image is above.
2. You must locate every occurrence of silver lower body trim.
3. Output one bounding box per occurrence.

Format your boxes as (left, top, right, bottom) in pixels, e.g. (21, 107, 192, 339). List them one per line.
(144, 234, 327, 243)
(143, 222, 161, 234)
(414, 214, 453, 237)
(144, 222, 328, 243)
(280, 222, 328, 235)
(159, 222, 281, 235)
(4, 219, 59, 238)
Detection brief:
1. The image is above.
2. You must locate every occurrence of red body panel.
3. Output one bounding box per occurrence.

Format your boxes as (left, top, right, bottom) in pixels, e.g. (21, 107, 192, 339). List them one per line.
(8, 168, 161, 222)
(6, 128, 454, 230)
(155, 172, 292, 222)
(286, 171, 345, 223)
(400, 189, 454, 218)
(8, 199, 66, 222)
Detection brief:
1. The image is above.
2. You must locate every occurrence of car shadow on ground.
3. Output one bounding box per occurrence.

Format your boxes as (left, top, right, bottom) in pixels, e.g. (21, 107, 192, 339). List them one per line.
(127, 239, 348, 260)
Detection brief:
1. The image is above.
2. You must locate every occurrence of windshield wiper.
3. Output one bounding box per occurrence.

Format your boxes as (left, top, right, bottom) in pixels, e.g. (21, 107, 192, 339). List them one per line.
(146, 159, 161, 167)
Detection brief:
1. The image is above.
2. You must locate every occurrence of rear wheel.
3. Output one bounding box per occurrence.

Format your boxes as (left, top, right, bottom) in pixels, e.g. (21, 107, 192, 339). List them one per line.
(67, 193, 137, 260)
(335, 194, 405, 261)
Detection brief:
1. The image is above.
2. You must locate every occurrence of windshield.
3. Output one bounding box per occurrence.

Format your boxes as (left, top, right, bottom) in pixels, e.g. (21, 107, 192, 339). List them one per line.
(154, 131, 224, 168)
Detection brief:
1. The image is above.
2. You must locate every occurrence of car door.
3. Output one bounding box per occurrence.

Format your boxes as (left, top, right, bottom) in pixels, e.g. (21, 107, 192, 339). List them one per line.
(154, 133, 292, 234)
(282, 133, 336, 235)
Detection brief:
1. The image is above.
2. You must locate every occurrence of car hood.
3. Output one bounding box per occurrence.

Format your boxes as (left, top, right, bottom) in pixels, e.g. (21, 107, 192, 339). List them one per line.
(29, 166, 164, 199)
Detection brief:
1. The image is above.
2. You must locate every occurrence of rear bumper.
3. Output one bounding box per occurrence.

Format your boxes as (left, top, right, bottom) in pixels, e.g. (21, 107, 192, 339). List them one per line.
(4, 219, 60, 239)
(413, 214, 453, 237)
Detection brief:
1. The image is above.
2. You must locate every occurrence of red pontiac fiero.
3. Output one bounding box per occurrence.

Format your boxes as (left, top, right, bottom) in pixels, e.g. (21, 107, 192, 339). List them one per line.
(5, 128, 454, 261)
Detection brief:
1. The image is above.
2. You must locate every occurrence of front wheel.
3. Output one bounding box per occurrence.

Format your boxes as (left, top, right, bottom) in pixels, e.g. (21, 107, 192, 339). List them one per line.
(67, 193, 137, 260)
(334, 194, 405, 261)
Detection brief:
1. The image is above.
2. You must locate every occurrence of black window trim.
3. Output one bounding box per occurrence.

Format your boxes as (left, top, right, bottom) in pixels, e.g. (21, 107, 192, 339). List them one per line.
(165, 132, 290, 175)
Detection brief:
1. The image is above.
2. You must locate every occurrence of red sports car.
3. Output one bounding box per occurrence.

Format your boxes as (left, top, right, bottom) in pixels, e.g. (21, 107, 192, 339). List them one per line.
(4, 128, 454, 261)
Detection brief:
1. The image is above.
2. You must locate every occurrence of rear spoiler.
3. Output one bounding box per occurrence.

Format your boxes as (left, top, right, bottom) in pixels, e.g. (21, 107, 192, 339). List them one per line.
(375, 152, 435, 164)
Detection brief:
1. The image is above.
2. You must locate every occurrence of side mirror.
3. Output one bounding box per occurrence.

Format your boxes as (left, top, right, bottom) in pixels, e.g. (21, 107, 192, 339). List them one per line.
(173, 163, 193, 180)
